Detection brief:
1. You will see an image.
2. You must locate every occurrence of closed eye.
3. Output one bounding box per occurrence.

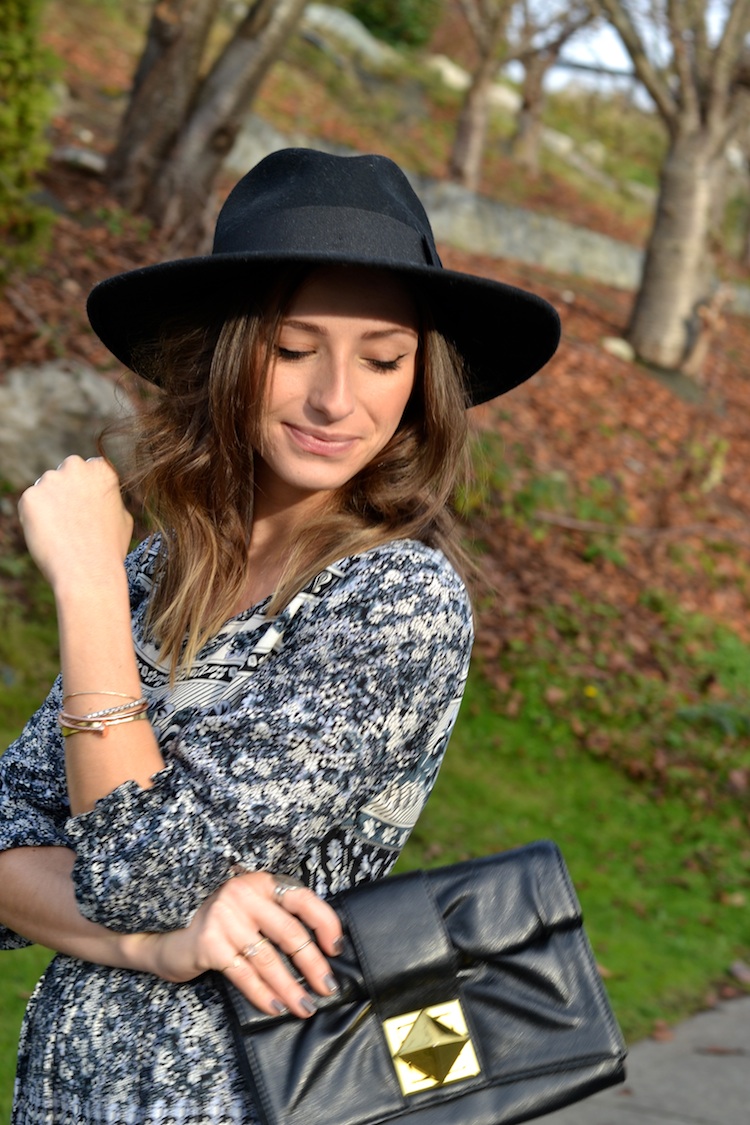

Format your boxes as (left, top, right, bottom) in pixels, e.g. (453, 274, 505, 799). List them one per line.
(367, 354, 408, 372)
(276, 346, 314, 361)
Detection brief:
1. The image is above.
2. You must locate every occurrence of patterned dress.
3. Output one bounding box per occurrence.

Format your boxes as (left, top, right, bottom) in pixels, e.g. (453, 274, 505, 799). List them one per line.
(0, 537, 473, 1124)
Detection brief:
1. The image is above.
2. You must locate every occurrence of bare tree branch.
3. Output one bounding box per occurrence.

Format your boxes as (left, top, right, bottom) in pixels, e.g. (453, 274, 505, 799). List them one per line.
(666, 0, 700, 123)
(597, 0, 678, 121)
(686, 0, 711, 88)
(455, 0, 487, 44)
(554, 57, 634, 76)
(513, 4, 597, 65)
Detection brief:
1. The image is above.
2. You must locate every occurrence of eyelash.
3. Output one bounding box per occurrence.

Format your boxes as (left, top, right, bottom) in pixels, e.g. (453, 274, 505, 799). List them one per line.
(276, 347, 312, 362)
(367, 355, 406, 372)
(275, 347, 407, 371)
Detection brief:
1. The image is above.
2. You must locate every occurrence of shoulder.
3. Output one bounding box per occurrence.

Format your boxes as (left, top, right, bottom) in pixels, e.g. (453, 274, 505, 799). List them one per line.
(336, 539, 469, 605)
(307, 539, 473, 644)
(277, 540, 473, 697)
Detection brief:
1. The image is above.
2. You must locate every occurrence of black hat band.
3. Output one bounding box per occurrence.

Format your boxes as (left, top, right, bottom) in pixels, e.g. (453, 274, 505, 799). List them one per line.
(213, 205, 442, 268)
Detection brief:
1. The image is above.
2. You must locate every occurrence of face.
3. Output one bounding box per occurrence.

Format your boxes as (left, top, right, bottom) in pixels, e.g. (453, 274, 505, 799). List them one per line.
(254, 266, 419, 512)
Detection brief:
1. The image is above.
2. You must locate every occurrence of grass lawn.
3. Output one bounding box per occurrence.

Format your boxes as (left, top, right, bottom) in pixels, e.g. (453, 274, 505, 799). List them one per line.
(399, 668, 749, 1041)
(2, 664, 748, 1116)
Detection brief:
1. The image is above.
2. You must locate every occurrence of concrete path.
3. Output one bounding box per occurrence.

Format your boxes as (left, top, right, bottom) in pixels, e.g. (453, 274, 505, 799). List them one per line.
(543, 997, 750, 1125)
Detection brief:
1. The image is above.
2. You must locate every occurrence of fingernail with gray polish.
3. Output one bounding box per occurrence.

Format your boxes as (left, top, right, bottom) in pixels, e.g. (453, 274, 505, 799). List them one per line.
(300, 996, 317, 1015)
(271, 1000, 287, 1015)
(324, 973, 339, 994)
(333, 937, 344, 954)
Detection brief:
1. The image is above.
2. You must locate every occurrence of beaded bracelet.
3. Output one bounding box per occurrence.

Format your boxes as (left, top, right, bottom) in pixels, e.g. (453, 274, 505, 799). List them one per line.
(72, 696, 147, 720)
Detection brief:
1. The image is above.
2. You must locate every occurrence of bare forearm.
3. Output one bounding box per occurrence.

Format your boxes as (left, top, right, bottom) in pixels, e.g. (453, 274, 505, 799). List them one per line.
(0, 847, 150, 970)
(55, 571, 164, 814)
(19, 457, 165, 814)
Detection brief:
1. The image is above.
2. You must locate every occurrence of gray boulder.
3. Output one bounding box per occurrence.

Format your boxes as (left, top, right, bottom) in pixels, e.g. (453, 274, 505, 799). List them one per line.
(0, 361, 133, 490)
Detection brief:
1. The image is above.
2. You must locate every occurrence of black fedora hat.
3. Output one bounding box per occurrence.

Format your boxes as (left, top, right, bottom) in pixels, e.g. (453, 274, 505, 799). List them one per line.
(87, 148, 560, 406)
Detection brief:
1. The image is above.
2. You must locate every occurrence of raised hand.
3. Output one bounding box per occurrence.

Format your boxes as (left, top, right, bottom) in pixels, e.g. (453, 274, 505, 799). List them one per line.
(18, 456, 133, 593)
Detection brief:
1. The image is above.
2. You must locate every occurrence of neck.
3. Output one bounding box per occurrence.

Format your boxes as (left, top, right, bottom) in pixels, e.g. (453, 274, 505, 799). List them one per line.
(239, 488, 332, 611)
(251, 484, 330, 551)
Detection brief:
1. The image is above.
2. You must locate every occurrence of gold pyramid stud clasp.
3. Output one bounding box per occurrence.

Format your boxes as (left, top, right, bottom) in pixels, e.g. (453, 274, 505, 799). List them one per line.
(382, 1000, 481, 1096)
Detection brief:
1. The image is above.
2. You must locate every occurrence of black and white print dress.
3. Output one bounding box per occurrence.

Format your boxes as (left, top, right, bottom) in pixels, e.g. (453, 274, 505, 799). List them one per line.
(0, 537, 473, 1124)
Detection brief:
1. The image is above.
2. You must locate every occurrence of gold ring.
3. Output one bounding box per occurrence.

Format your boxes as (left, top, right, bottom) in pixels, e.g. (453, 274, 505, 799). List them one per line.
(241, 937, 270, 959)
(220, 954, 244, 973)
(291, 938, 314, 956)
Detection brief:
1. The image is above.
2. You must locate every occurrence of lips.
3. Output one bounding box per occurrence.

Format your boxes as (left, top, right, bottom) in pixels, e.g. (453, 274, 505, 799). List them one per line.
(284, 423, 359, 456)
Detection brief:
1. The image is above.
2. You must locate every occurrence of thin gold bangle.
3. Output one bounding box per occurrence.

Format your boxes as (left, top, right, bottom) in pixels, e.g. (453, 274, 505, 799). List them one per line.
(63, 691, 139, 704)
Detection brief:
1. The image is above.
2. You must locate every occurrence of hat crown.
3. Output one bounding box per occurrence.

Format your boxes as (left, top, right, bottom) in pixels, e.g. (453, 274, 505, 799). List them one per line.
(213, 148, 441, 267)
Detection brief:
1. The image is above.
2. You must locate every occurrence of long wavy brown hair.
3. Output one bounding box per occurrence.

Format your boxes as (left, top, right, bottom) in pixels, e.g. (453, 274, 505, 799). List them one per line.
(116, 265, 474, 679)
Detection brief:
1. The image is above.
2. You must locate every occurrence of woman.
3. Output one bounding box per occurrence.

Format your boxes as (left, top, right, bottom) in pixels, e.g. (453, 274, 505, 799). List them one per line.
(0, 148, 560, 1123)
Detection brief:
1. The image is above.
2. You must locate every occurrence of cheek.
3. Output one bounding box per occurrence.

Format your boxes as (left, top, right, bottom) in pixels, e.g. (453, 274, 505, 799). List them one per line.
(261, 369, 305, 435)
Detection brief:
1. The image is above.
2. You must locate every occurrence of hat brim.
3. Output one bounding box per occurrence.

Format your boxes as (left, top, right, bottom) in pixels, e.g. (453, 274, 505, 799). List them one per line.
(86, 251, 560, 407)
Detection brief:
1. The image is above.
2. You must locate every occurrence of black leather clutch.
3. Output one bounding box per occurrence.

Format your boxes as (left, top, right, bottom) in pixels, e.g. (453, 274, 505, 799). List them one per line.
(217, 841, 627, 1125)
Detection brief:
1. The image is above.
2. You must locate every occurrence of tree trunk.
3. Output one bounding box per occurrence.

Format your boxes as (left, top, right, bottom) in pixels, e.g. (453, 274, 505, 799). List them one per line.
(106, 0, 222, 210)
(510, 52, 549, 175)
(448, 51, 499, 193)
(140, 0, 307, 249)
(106, 0, 305, 250)
(626, 131, 719, 369)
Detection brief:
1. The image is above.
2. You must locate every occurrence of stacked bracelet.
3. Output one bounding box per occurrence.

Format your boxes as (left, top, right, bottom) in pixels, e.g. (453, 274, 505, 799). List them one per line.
(58, 695, 149, 739)
(63, 691, 139, 706)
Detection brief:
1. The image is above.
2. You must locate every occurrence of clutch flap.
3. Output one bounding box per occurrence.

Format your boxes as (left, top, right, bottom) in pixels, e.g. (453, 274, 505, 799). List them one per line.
(339, 871, 457, 1003)
(427, 840, 582, 958)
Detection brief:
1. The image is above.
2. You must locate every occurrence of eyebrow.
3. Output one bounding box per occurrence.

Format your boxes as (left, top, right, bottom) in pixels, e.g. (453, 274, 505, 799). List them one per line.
(282, 318, 417, 339)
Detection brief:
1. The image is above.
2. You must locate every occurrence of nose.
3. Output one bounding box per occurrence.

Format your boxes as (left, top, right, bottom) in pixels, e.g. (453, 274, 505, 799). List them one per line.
(307, 353, 356, 420)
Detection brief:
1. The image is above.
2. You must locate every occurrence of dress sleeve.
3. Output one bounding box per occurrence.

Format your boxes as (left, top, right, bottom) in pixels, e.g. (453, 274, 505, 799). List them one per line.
(0, 539, 157, 950)
(66, 544, 473, 932)
(0, 679, 69, 949)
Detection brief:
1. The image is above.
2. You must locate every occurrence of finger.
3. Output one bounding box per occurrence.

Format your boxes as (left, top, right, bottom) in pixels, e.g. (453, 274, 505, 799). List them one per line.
(254, 909, 339, 1004)
(287, 936, 340, 1000)
(221, 953, 304, 1017)
(233, 876, 341, 995)
(261, 871, 344, 956)
(272, 882, 344, 960)
(56, 455, 83, 472)
(218, 936, 271, 976)
(282, 928, 338, 994)
(227, 937, 320, 1018)
(206, 899, 323, 1017)
(24, 466, 55, 495)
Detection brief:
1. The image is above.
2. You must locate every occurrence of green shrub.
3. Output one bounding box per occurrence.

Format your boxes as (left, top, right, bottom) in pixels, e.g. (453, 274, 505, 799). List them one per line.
(348, 0, 443, 48)
(0, 0, 57, 283)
